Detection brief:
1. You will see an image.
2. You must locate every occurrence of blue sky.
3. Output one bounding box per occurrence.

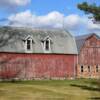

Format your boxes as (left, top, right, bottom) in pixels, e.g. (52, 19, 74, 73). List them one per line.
(0, 0, 100, 35)
(30, 0, 99, 15)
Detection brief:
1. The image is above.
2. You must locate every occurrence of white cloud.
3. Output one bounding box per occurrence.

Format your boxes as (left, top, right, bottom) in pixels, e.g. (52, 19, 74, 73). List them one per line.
(9, 0, 31, 6)
(9, 10, 36, 26)
(64, 14, 83, 30)
(80, 16, 100, 33)
(37, 11, 64, 28)
(0, 0, 30, 7)
(8, 10, 100, 34)
(87, 20, 100, 31)
(8, 10, 64, 28)
(8, 10, 82, 29)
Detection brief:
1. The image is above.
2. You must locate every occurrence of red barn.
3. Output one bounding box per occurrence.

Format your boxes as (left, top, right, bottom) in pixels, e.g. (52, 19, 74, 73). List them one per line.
(0, 27, 77, 80)
(76, 33, 100, 78)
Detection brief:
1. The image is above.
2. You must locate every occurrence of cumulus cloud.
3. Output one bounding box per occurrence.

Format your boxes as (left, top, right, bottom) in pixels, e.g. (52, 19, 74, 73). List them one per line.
(0, 0, 31, 9)
(8, 10, 82, 29)
(64, 14, 83, 30)
(8, 10, 64, 28)
(8, 10, 36, 26)
(80, 17, 100, 33)
(87, 20, 100, 32)
(8, 10, 100, 34)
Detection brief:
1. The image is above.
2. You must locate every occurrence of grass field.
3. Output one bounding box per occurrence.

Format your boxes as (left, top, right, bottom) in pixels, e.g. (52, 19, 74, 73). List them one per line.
(0, 79, 100, 100)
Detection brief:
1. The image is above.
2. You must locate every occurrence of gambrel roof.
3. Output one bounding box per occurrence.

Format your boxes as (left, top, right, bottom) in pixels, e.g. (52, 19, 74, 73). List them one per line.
(0, 26, 78, 54)
(76, 33, 100, 53)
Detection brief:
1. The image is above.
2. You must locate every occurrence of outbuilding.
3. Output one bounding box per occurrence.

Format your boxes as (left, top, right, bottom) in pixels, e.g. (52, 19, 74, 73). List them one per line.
(76, 33, 100, 78)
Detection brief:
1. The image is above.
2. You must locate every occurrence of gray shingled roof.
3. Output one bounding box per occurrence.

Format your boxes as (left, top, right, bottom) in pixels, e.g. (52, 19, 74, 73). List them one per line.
(0, 26, 78, 54)
(76, 33, 100, 53)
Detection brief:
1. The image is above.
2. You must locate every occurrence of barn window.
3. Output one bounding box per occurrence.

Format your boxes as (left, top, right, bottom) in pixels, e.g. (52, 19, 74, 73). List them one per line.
(24, 35, 34, 52)
(27, 39, 31, 50)
(81, 66, 84, 72)
(45, 39, 50, 51)
(42, 36, 52, 53)
(88, 66, 91, 72)
(96, 65, 99, 72)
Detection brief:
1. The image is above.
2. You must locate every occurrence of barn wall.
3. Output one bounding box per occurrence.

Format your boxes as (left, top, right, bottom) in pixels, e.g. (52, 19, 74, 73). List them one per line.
(0, 53, 77, 80)
(77, 64, 100, 78)
(77, 35, 100, 78)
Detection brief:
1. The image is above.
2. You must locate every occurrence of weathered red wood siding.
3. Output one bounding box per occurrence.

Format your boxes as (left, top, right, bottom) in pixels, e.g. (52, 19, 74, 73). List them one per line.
(77, 35, 100, 78)
(79, 35, 100, 65)
(0, 53, 77, 80)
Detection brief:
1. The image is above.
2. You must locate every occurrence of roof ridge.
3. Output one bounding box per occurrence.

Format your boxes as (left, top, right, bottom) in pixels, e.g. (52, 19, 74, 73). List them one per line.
(0, 26, 66, 31)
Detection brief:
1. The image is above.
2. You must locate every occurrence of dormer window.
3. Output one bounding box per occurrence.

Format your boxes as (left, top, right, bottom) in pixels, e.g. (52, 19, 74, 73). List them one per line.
(27, 39, 31, 50)
(45, 39, 50, 51)
(24, 35, 34, 53)
(41, 36, 52, 53)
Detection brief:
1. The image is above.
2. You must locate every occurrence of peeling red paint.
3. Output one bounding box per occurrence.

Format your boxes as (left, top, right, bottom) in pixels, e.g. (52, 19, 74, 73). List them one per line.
(78, 35, 100, 65)
(77, 34, 100, 78)
(0, 53, 77, 79)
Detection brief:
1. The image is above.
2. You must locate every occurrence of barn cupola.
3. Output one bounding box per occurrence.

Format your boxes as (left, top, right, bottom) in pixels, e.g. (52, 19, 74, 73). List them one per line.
(24, 35, 34, 53)
(41, 36, 52, 53)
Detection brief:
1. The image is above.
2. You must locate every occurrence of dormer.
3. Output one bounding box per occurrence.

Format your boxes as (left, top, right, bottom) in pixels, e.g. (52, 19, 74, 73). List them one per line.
(41, 36, 52, 53)
(24, 35, 34, 53)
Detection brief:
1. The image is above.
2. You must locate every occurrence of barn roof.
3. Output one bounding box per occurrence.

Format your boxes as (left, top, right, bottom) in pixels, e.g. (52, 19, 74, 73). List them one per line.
(76, 33, 100, 53)
(0, 26, 78, 54)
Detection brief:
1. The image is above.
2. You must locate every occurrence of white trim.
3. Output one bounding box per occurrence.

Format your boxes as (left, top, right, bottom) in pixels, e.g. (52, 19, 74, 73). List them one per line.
(24, 35, 33, 53)
(42, 36, 52, 53)
(43, 36, 52, 41)
(74, 55, 76, 79)
(24, 35, 33, 40)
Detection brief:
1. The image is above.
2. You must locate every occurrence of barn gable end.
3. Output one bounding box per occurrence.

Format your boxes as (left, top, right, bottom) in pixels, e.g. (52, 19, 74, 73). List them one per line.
(76, 33, 100, 78)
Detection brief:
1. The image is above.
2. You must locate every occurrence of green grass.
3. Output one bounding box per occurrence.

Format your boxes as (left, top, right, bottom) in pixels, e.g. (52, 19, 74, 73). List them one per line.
(0, 79, 100, 100)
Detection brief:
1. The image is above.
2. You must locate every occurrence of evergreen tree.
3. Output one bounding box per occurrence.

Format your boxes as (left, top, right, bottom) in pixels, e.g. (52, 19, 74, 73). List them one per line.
(78, 2, 100, 23)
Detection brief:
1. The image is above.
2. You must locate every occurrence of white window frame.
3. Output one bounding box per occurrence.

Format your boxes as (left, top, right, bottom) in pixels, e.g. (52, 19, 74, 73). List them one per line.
(24, 35, 33, 53)
(42, 36, 52, 53)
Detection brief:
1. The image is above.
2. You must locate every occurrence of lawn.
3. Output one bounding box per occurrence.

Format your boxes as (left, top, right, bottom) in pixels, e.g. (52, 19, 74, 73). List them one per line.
(0, 79, 100, 100)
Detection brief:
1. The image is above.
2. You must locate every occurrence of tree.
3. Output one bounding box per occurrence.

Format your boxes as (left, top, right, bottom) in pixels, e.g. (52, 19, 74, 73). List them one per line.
(77, 2, 100, 23)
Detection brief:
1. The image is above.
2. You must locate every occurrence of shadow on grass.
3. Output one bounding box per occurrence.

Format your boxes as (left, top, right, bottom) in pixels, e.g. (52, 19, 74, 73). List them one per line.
(71, 83, 100, 100)
(89, 97, 100, 100)
(70, 84, 100, 92)
(70, 78, 100, 92)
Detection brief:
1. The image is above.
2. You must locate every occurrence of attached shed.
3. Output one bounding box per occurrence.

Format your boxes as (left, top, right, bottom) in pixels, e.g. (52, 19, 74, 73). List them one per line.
(0, 27, 77, 80)
(76, 33, 100, 78)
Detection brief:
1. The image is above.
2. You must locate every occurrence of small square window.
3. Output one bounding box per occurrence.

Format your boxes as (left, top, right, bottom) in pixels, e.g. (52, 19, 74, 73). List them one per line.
(88, 66, 91, 72)
(96, 65, 99, 72)
(81, 66, 84, 72)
